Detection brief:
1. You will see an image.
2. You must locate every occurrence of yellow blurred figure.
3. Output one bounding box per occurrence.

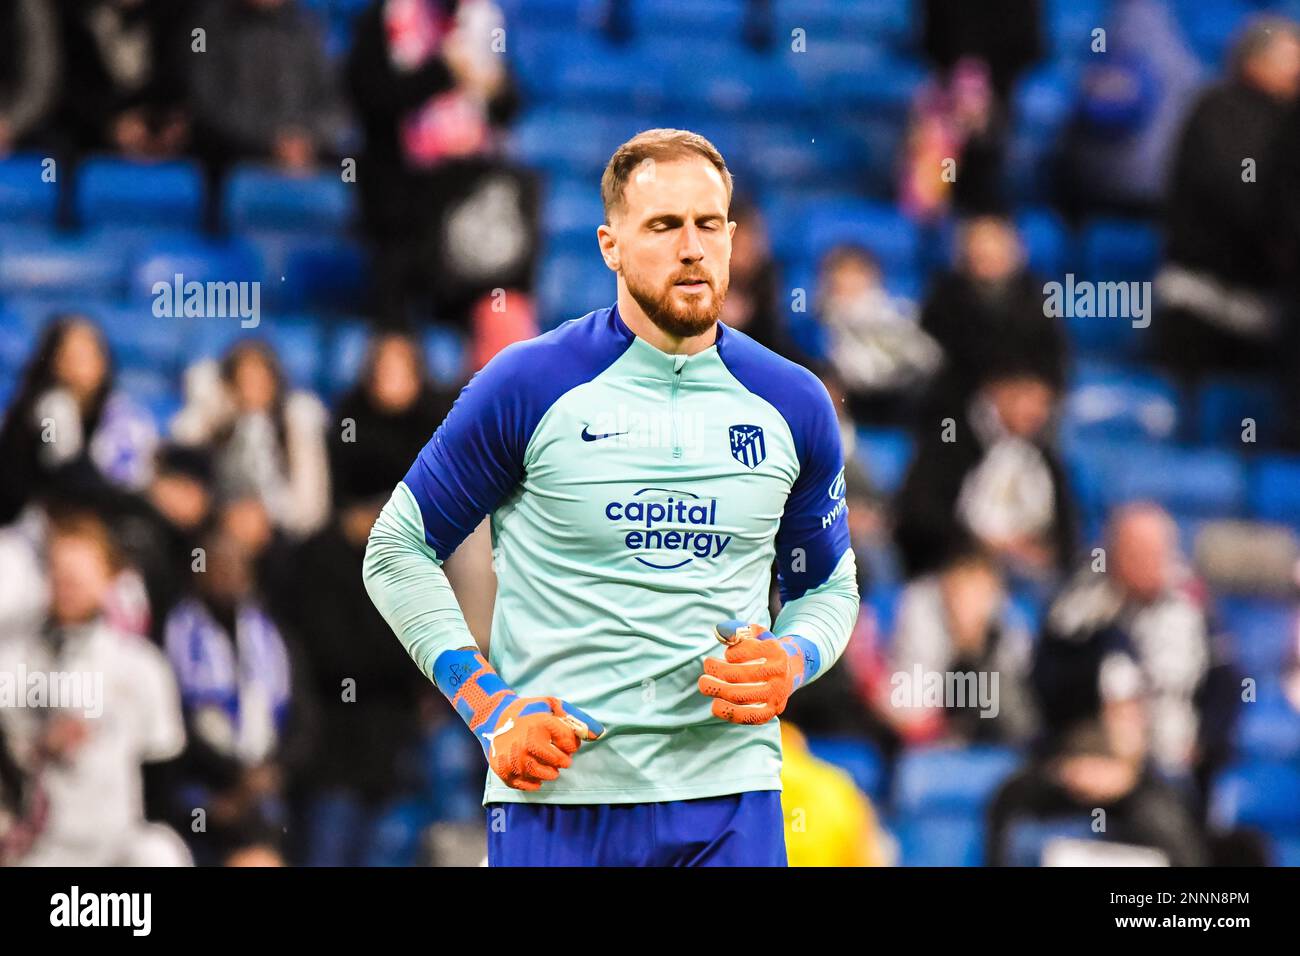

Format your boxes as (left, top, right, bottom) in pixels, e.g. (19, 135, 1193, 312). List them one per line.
(780, 723, 887, 867)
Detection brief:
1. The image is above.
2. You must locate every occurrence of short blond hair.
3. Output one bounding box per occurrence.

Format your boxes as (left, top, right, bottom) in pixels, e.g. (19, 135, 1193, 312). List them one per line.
(600, 128, 733, 223)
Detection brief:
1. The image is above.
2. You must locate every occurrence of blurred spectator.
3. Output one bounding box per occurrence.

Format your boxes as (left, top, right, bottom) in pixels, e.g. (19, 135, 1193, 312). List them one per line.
(895, 373, 1076, 581)
(161, 527, 311, 865)
(1033, 504, 1240, 797)
(101, 444, 215, 644)
(0, 510, 189, 865)
(55, 0, 197, 158)
(0, 0, 59, 155)
(191, 0, 344, 174)
(901, 58, 1003, 218)
(886, 548, 1038, 745)
(920, 0, 1042, 103)
(347, 0, 535, 326)
(329, 331, 452, 507)
(172, 340, 330, 539)
(915, 0, 1042, 215)
(1059, 0, 1204, 219)
(275, 495, 434, 866)
(0, 316, 157, 526)
(1155, 16, 1300, 383)
(779, 723, 889, 867)
(920, 215, 1067, 417)
(718, 197, 788, 356)
(0, 724, 48, 864)
(986, 710, 1210, 866)
(815, 244, 941, 426)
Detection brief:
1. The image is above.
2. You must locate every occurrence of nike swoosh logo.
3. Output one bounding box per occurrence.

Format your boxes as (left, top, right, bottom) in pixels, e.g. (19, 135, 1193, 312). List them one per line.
(581, 426, 629, 442)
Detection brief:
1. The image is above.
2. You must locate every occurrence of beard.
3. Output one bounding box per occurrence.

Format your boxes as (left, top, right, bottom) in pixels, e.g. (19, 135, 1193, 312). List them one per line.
(623, 266, 729, 339)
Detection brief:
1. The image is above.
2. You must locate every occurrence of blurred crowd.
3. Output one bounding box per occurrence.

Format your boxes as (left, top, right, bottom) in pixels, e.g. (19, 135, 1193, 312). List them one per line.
(2, 0, 1300, 867)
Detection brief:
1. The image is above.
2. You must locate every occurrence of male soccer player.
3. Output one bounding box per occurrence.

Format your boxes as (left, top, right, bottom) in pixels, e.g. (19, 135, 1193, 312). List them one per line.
(364, 128, 859, 866)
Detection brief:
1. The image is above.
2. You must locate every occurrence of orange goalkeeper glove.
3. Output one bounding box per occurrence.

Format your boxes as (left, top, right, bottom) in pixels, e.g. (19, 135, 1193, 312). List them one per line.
(435, 648, 604, 791)
(697, 620, 821, 725)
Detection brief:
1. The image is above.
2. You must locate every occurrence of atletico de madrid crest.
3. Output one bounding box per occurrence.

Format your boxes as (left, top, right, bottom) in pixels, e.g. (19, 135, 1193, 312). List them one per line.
(729, 424, 766, 469)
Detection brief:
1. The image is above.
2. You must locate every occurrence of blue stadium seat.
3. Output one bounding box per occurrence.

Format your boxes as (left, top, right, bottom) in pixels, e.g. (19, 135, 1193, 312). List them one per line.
(1061, 364, 1179, 444)
(893, 745, 1022, 816)
(1044, 0, 1108, 63)
(628, 0, 749, 39)
(856, 427, 914, 496)
(0, 154, 58, 224)
(1004, 817, 1099, 867)
(1016, 206, 1073, 278)
(99, 305, 188, 376)
(865, 583, 903, 646)
(1080, 218, 1161, 282)
(1181, 0, 1254, 68)
(1250, 456, 1300, 529)
(243, 233, 369, 313)
(224, 166, 354, 234)
(75, 158, 204, 228)
(541, 176, 605, 243)
(1237, 683, 1300, 762)
(0, 236, 128, 297)
(773, 0, 914, 49)
(1217, 597, 1295, 676)
(805, 736, 886, 801)
(188, 317, 324, 390)
(324, 320, 373, 396)
(1067, 442, 1246, 517)
(1197, 378, 1282, 446)
(509, 107, 619, 175)
(894, 814, 985, 866)
(423, 325, 467, 387)
(794, 199, 920, 276)
(129, 237, 263, 305)
(537, 250, 616, 328)
(1210, 760, 1300, 835)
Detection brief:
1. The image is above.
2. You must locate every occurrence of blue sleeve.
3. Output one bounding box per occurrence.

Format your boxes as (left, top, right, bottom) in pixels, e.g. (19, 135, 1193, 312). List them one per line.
(773, 375, 852, 602)
(402, 346, 534, 559)
(400, 307, 634, 558)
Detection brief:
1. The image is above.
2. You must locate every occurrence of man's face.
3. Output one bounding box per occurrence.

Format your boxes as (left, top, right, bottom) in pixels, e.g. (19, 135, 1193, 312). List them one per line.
(962, 218, 1022, 283)
(48, 535, 113, 626)
(986, 376, 1055, 438)
(1246, 34, 1300, 100)
(600, 157, 734, 339)
(1110, 509, 1176, 603)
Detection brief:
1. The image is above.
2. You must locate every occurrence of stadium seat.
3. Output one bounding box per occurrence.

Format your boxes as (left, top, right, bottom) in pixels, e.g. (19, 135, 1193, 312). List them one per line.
(773, 0, 914, 50)
(1061, 364, 1179, 444)
(0, 236, 129, 298)
(1004, 817, 1099, 867)
(790, 199, 921, 276)
(894, 814, 985, 866)
(1237, 683, 1300, 762)
(893, 745, 1022, 816)
(1181, 0, 1254, 68)
(75, 158, 204, 229)
(1250, 456, 1300, 529)
(1197, 378, 1282, 446)
(423, 325, 468, 387)
(1217, 597, 1295, 676)
(1067, 442, 1246, 517)
(0, 153, 58, 224)
(224, 166, 354, 234)
(1016, 206, 1073, 278)
(537, 250, 616, 329)
(805, 736, 886, 802)
(129, 237, 263, 305)
(324, 319, 373, 396)
(1079, 218, 1161, 282)
(1210, 760, 1300, 835)
(856, 427, 914, 497)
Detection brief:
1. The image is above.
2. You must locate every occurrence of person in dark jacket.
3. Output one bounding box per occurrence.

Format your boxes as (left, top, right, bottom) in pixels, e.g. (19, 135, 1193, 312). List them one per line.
(920, 215, 1068, 419)
(54, 0, 197, 158)
(1154, 16, 1300, 383)
(347, 0, 532, 326)
(329, 330, 452, 508)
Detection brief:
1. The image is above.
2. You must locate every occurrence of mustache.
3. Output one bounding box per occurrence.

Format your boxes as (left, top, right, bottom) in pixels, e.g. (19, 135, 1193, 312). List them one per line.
(671, 272, 713, 285)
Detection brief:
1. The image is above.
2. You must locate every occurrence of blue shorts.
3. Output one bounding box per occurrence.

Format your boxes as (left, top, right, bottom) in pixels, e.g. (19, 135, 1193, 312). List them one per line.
(485, 790, 787, 867)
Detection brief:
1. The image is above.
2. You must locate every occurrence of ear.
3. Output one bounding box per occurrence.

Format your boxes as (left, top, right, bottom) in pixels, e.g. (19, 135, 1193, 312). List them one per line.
(597, 223, 620, 272)
(728, 219, 737, 240)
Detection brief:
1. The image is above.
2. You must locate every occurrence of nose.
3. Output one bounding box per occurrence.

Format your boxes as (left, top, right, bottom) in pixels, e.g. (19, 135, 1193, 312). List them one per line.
(677, 221, 705, 263)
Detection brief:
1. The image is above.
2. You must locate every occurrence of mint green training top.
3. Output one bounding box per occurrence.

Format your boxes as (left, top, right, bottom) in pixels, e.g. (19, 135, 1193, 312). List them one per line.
(363, 304, 860, 805)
